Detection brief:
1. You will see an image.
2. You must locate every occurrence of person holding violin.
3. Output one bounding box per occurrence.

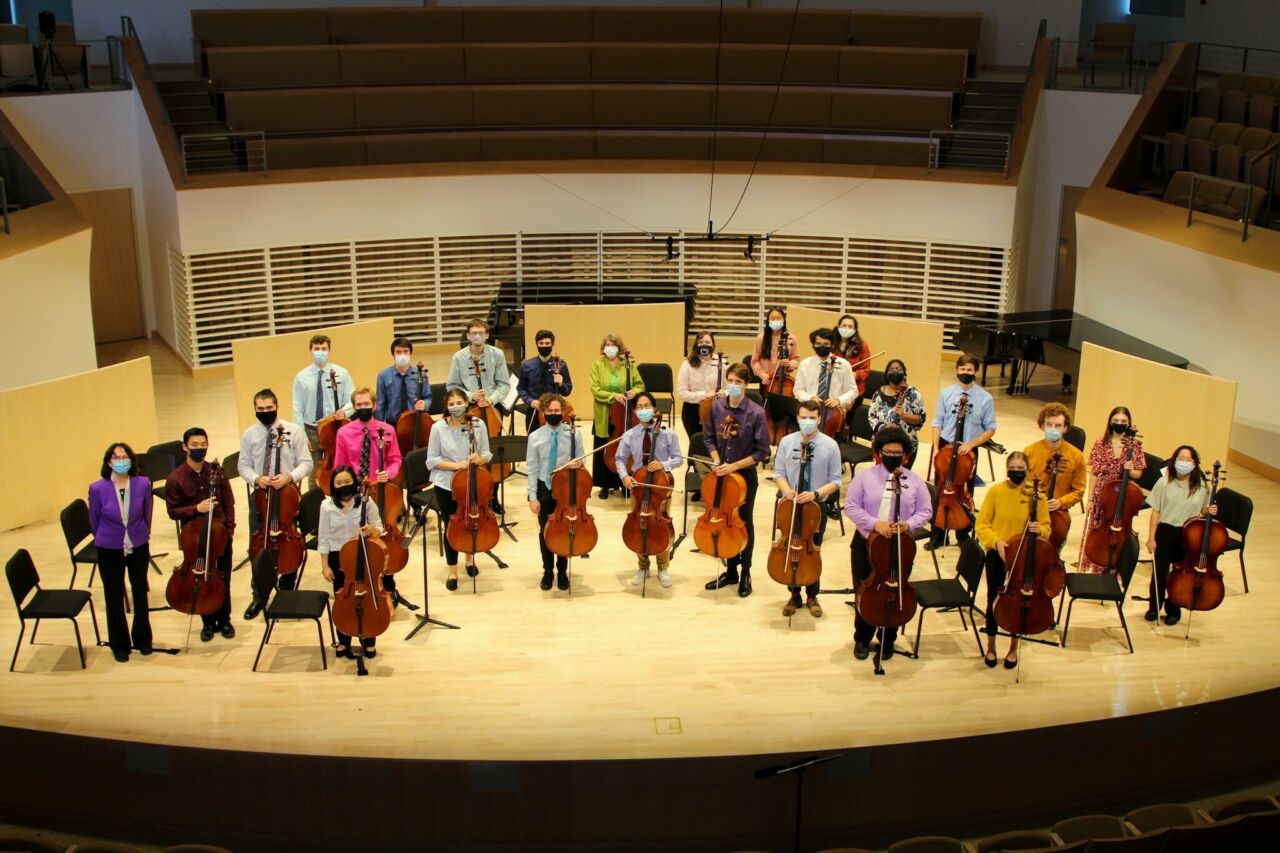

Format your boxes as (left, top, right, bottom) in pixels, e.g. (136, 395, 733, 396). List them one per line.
(843, 427, 933, 660)
(794, 328, 857, 413)
(832, 313, 872, 399)
(1082, 406, 1146, 573)
(517, 329, 573, 432)
(240, 389, 313, 620)
(975, 452, 1051, 668)
(526, 393, 581, 591)
(446, 318, 512, 422)
(165, 428, 237, 643)
(1022, 403, 1086, 546)
(1146, 445, 1217, 625)
(291, 334, 354, 491)
(773, 399, 843, 617)
(867, 359, 926, 467)
(616, 392, 684, 588)
(926, 353, 997, 550)
(87, 442, 154, 662)
(589, 332, 645, 499)
(676, 330, 725, 441)
(427, 388, 493, 590)
(751, 307, 800, 438)
(376, 336, 431, 425)
(703, 362, 772, 597)
(319, 465, 385, 658)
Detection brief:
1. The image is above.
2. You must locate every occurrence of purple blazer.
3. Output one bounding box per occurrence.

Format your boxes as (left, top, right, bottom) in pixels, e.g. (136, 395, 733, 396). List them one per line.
(88, 476, 154, 549)
(843, 464, 932, 539)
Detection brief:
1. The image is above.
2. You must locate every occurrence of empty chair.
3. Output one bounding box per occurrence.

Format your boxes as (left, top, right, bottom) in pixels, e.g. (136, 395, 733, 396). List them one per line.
(1194, 86, 1220, 120)
(1058, 534, 1139, 653)
(1248, 94, 1276, 129)
(1186, 138, 1215, 176)
(1082, 829, 1169, 851)
(1125, 803, 1198, 834)
(1217, 71, 1247, 91)
(1160, 815, 1246, 851)
(1165, 116, 1214, 171)
(1221, 89, 1248, 125)
(975, 830, 1054, 852)
(59, 498, 99, 588)
(1201, 794, 1277, 821)
(1234, 810, 1280, 847)
(7, 548, 101, 672)
(909, 533, 984, 657)
(887, 836, 967, 853)
(636, 362, 676, 417)
(1215, 486, 1253, 593)
(1216, 126, 1275, 181)
(1052, 813, 1127, 844)
(1242, 74, 1275, 95)
(839, 405, 875, 477)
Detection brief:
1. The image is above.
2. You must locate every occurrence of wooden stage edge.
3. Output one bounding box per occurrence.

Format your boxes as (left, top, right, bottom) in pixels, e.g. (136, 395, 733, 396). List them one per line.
(3, 688, 1278, 852)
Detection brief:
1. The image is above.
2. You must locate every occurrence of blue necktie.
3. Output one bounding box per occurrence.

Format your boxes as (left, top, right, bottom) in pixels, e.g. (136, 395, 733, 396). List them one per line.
(545, 428, 559, 489)
(314, 369, 325, 422)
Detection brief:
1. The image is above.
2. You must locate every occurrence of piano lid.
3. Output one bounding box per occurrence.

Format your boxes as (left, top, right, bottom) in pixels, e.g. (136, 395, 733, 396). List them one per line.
(959, 310, 1188, 368)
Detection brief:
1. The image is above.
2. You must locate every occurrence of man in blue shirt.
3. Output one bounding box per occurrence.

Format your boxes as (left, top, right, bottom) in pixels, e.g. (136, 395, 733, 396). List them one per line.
(525, 394, 583, 591)
(291, 334, 354, 490)
(927, 352, 997, 549)
(517, 329, 572, 431)
(375, 336, 432, 425)
(446, 318, 512, 417)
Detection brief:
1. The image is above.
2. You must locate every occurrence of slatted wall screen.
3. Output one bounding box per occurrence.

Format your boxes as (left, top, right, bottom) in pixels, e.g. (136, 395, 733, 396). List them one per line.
(172, 232, 1007, 366)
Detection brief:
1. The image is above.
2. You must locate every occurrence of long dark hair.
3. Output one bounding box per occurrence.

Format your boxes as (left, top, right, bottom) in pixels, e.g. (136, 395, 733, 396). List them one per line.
(1167, 445, 1205, 494)
(1104, 405, 1134, 439)
(100, 442, 138, 479)
(835, 313, 861, 358)
(761, 306, 787, 356)
(688, 330, 716, 367)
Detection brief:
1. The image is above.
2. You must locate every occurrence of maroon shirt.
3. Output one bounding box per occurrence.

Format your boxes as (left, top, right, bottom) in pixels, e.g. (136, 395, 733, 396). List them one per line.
(702, 396, 771, 466)
(165, 461, 236, 536)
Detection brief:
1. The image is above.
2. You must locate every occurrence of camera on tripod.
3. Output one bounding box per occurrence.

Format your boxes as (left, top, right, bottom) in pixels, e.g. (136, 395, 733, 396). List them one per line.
(38, 11, 57, 41)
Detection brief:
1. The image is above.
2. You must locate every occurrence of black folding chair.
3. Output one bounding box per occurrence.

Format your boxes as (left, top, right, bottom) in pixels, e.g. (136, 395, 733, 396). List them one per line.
(59, 499, 98, 588)
(909, 535, 985, 658)
(637, 362, 676, 417)
(1215, 486, 1253, 593)
(7, 549, 101, 671)
(839, 404, 875, 479)
(251, 553, 334, 672)
(1058, 534, 1139, 653)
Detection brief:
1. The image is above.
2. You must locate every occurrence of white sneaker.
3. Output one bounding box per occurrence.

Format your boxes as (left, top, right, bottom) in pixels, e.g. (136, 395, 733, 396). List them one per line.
(658, 570, 673, 588)
(630, 569, 647, 586)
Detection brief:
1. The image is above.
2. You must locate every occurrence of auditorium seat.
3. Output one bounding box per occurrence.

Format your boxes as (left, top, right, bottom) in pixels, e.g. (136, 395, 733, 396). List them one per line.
(591, 84, 713, 126)
(1221, 89, 1247, 125)
(328, 8, 464, 44)
(838, 47, 968, 90)
(481, 130, 596, 161)
(594, 130, 712, 161)
(590, 7, 720, 44)
(590, 43, 715, 83)
(1248, 94, 1277, 130)
(192, 8, 329, 49)
(365, 132, 484, 165)
(225, 89, 356, 133)
(1195, 86, 1220, 120)
(1165, 117, 1218, 171)
(206, 46, 342, 89)
(465, 43, 591, 82)
(718, 44, 840, 85)
(720, 7, 853, 46)
(1242, 74, 1276, 95)
(339, 45, 466, 85)
(265, 137, 366, 170)
(464, 7, 592, 43)
(1215, 127, 1275, 181)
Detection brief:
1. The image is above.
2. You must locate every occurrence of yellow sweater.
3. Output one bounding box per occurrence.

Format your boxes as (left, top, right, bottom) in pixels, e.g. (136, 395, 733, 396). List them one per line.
(1022, 440, 1087, 509)
(975, 480, 1052, 551)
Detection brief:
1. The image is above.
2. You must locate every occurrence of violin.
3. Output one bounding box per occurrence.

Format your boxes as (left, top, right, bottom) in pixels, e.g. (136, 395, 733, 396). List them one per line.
(857, 468, 919, 672)
(693, 415, 749, 559)
(250, 425, 305, 576)
(1167, 461, 1227, 614)
(372, 428, 408, 575)
(697, 352, 726, 425)
(315, 368, 343, 494)
(622, 412, 675, 558)
(993, 476, 1058, 639)
(763, 334, 796, 445)
(332, 482, 392, 673)
(395, 362, 433, 459)
(766, 438, 824, 595)
(446, 419, 501, 556)
(931, 393, 976, 531)
(167, 460, 228, 616)
(605, 350, 639, 474)
(817, 355, 846, 439)
(544, 415, 597, 558)
(1082, 427, 1145, 571)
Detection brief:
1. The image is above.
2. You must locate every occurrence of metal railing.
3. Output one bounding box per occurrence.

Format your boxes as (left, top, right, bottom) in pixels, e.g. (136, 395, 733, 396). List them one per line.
(1184, 173, 1258, 241)
(1146, 40, 1280, 89)
(181, 131, 267, 179)
(1, 178, 9, 235)
(927, 129, 1013, 177)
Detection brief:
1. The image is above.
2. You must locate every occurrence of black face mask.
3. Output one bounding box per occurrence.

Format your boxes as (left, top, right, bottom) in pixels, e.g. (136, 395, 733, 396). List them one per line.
(696, 345, 713, 358)
(537, 345, 553, 358)
(957, 373, 975, 385)
(543, 413, 563, 427)
(333, 484, 357, 501)
(1110, 422, 1128, 435)
(1008, 470, 1027, 485)
(187, 448, 208, 463)
(354, 408, 374, 422)
(814, 345, 833, 358)
(881, 454, 903, 472)
(255, 411, 276, 427)
(885, 371, 905, 385)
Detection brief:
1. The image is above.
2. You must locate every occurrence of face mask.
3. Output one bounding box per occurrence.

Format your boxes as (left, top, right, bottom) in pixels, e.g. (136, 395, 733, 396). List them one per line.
(813, 345, 832, 358)
(956, 372, 975, 385)
(255, 410, 276, 427)
(1008, 470, 1027, 485)
(603, 346, 619, 359)
(886, 371, 905, 385)
(110, 458, 132, 475)
(468, 333, 486, 346)
(1043, 427, 1063, 443)
(1110, 422, 1128, 435)
(394, 354, 410, 368)
(1174, 460, 1196, 477)
(881, 454, 903, 472)
(768, 320, 784, 332)
(696, 345, 713, 358)
(543, 413, 563, 427)
(354, 408, 374, 422)
(333, 484, 357, 501)
(797, 417, 818, 436)
(312, 350, 328, 367)
(188, 448, 208, 463)
(838, 326, 856, 339)
(726, 384, 744, 399)
(448, 404, 467, 419)
(636, 409, 654, 423)
(537, 345, 553, 358)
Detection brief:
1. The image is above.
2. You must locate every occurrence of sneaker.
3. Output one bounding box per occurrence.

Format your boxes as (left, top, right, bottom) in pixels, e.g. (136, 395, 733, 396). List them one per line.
(630, 569, 647, 586)
(806, 597, 823, 618)
(658, 570, 672, 588)
(782, 598, 800, 617)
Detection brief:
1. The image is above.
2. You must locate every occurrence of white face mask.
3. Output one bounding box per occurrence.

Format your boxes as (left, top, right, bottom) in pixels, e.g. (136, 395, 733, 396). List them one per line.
(603, 345, 619, 359)
(312, 350, 328, 367)
(394, 354, 410, 368)
(447, 404, 467, 418)
(768, 320, 784, 332)
(797, 417, 818, 436)
(837, 326, 855, 339)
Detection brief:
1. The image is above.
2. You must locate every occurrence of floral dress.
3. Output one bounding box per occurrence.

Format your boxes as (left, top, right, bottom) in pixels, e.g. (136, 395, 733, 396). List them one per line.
(1082, 435, 1146, 573)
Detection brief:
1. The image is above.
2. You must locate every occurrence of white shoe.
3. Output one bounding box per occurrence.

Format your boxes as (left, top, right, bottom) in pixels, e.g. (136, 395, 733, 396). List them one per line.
(658, 570, 673, 588)
(630, 569, 647, 586)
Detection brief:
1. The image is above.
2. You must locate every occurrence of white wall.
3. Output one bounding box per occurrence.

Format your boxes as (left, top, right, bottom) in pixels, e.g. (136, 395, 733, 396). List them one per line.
(133, 86, 181, 348)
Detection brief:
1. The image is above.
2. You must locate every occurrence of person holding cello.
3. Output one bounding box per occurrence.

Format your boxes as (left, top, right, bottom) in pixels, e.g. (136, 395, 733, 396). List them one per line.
(165, 428, 237, 643)
(751, 307, 800, 439)
(975, 452, 1051, 668)
(772, 399, 842, 617)
(446, 318, 512, 424)
(926, 353, 997, 550)
(588, 332, 645, 499)
(1082, 406, 1146, 573)
(526, 393, 581, 591)
(87, 442, 155, 662)
(832, 313, 872, 400)
(844, 427, 932, 660)
(867, 359, 926, 467)
(291, 334, 354, 491)
(319, 465, 385, 659)
(703, 363, 772, 597)
(616, 392, 684, 588)
(240, 389, 313, 620)
(517, 329, 573, 432)
(376, 336, 431, 425)
(676, 331, 725, 442)
(427, 388, 493, 590)
(794, 328, 856, 415)
(1146, 445, 1217, 625)
(1022, 403, 1086, 553)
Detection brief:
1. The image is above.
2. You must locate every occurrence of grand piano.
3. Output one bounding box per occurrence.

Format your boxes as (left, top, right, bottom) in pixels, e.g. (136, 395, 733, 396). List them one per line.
(953, 310, 1189, 395)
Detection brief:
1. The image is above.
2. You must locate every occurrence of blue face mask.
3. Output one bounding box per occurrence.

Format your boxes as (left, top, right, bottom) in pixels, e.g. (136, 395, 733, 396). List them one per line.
(726, 383, 744, 399)
(110, 458, 132, 475)
(1174, 460, 1196, 477)
(1043, 427, 1063, 443)
(636, 408, 654, 423)
(768, 320, 784, 332)
(312, 350, 329, 367)
(797, 418, 818, 436)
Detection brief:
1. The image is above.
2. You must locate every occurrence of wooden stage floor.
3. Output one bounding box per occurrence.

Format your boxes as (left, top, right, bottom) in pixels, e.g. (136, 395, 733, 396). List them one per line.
(1, 341, 1276, 766)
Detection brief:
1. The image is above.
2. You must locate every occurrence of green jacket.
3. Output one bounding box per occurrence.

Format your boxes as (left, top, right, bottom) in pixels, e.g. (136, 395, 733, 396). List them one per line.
(588, 357, 646, 435)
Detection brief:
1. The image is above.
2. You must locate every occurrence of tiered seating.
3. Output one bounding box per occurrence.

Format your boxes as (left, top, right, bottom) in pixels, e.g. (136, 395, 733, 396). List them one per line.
(1158, 113, 1278, 223)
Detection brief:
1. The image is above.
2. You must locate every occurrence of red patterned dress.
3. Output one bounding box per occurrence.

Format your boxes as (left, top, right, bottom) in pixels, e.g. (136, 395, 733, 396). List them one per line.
(1082, 435, 1146, 573)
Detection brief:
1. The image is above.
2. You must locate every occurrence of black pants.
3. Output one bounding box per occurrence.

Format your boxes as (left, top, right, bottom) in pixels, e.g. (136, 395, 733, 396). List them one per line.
(328, 552, 376, 650)
(725, 466, 760, 575)
(251, 548, 297, 604)
(592, 430, 624, 491)
(982, 549, 1008, 636)
(850, 533, 914, 647)
(681, 402, 703, 442)
(535, 481, 569, 573)
(199, 544, 233, 630)
(435, 487, 471, 567)
(97, 544, 153, 654)
(929, 437, 973, 545)
(1151, 522, 1186, 618)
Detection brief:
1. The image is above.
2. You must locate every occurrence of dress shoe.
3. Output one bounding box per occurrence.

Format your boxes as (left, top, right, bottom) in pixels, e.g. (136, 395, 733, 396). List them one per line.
(335, 646, 351, 659)
(658, 570, 672, 588)
(598, 489, 611, 499)
(853, 641, 870, 660)
(738, 571, 753, 597)
(488, 497, 503, 515)
(221, 623, 236, 639)
(200, 625, 215, 642)
(806, 597, 823, 618)
(466, 563, 479, 578)
(540, 568, 554, 590)
(1144, 608, 1158, 623)
(136, 646, 153, 656)
(704, 572, 739, 591)
(446, 577, 458, 591)
(1163, 612, 1181, 626)
(631, 569, 647, 586)
(364, 646, 377, 659)
(243, 598, 264, 620)
(782, 597, 800, 617)
(881, 641, 895, 659)
(556, 569, 570, 591)
(112, 650, 129, 663)
(923, 538, 943, 552)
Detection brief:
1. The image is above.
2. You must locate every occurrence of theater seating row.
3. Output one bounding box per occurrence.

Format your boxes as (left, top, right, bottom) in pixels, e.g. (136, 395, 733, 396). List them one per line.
(1164, 117, 1278, 180)
(204, 42, 970, 93)
(1196, 77, 1280, 132)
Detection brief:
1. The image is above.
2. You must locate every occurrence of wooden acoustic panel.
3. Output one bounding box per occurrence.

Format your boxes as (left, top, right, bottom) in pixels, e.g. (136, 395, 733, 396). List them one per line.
(71, 189, 145, 344)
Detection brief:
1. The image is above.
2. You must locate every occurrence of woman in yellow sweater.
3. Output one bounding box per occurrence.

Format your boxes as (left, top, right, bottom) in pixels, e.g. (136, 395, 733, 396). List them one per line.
(975, 451, 1051, 669)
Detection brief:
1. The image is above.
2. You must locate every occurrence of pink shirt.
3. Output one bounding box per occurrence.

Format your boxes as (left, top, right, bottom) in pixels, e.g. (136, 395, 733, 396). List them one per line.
(333, 418, 402, 480)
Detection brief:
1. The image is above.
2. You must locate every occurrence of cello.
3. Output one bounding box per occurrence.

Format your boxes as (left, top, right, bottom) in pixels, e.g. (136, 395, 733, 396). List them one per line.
(166, 460, 228, 642)
(932, 394, 976, 534)
(1166, 461, 1227, 624)
(857, 468, 919, 673)
(622, 413, 675, 572)
(766, 438, 824, 614)
(373, 428, 409, 575)
(315, 368, 343, 495)
(332, 482, 392, 676)
(693, 415, 749, 560)
(697, 352, 726, 425)
(816, 355, 846, 439)
(395, 362, 433, 460)
(993, 476, 1058, 676)
(605, 350, 639, 474)
(544, 415, 598, 560)
(250, 425, 306, 577)
(1041, 451, 1069, 597)
(446, 419, 501, 565)
(1082, 427, 1145, 572)
(535, 353, 574, 427)
(763, 334, 796, 445)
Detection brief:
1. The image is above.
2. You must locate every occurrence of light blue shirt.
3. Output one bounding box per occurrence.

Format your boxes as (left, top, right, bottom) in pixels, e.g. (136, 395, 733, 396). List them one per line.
(375, 364, 432, 423)
(614, 423, 684, 475)
(292, 363, 356, 427)
(446, 345, 512, 405)
(525, 422, 579, 501)
(931, 382, 996, 445)
(774, 431, 842, 496)
(425, 418, 492, 492)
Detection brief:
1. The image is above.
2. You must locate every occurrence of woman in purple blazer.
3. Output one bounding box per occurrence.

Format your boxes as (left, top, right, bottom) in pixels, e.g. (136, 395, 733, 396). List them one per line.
(88, 442, 154, 662)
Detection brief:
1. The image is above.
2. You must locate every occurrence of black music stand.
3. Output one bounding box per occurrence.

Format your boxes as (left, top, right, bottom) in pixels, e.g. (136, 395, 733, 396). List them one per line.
(489, 436, 526, 543)
(755, 753, 844, 853)
(404, 496, 460, 640)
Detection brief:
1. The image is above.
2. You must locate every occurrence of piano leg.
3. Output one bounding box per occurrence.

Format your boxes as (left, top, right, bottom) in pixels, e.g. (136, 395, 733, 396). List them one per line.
(1062, 373, 1074, 394)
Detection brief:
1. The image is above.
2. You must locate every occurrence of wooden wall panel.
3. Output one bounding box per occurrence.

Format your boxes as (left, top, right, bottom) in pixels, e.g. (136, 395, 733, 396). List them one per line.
(71, 188, 145, 344)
